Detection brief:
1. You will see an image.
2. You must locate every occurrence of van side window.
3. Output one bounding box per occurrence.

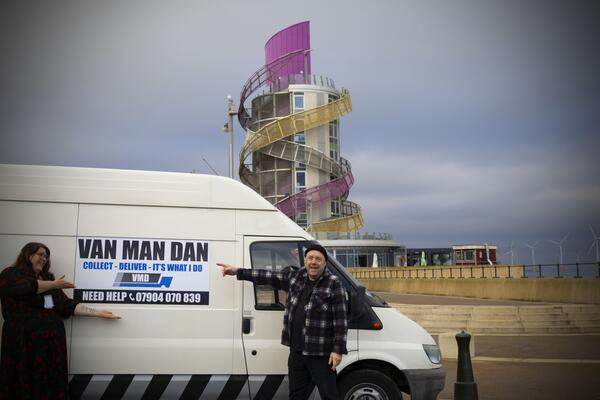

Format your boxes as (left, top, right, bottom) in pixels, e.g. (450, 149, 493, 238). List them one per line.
(250, 242, 302, 310)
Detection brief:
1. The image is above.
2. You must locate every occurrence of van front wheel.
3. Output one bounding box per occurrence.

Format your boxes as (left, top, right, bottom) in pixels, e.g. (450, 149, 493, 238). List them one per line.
(338, 370, 403, 400)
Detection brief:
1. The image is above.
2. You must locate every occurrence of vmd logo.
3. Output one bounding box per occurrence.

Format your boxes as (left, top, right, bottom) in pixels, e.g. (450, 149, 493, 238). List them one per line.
(131, 274, 150, 282)
(113, 273, 173, 288)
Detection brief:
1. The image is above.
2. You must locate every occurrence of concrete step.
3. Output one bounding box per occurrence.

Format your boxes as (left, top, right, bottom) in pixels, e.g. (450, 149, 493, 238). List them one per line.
(473, 314, 565, 321)
(420, 320, 469, 329)
(391, 303, 600, 335)
(520, 320, 574, 327)
(398, 310, 472, 318)
(403, 314, 471, 321)
(468, 320, 573, 328)
(468, 326, 585, 334)
(427, 325, 599, 335)
(395, 304, 574, 316)
(560, 305, 600, 312)
(565, 312, 600, 319)
(574, 320, 600, 327)
(398, 308, 472, 315)
(580, 326, 600, 333)
(514, 314, 570, 321)
(402, 311, 573, 322)
(467, 327, 525, 334)
(473, 306, 529, 314)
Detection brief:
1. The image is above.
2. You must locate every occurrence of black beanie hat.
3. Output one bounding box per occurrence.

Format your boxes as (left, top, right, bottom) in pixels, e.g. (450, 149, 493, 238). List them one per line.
(304, 243, 328, 262)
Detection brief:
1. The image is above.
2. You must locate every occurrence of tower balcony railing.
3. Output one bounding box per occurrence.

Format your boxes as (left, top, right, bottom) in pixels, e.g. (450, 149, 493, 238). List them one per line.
(269, 73, 336, 93)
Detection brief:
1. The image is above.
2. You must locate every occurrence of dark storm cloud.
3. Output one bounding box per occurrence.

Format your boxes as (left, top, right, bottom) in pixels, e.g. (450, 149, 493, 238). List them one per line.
(0, 0, 263, 171)
(0, 0, 598, 263)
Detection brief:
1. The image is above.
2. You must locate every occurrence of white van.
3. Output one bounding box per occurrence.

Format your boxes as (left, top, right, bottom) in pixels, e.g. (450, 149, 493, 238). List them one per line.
(0, 164, 445, 400)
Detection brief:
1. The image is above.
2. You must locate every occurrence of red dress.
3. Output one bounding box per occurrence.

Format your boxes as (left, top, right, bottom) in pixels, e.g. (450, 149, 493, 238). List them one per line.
(0, 266, 78, 400)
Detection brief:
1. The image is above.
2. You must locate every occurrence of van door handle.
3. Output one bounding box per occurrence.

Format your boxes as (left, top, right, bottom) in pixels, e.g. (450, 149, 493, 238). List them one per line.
(243, 317, 251, 334)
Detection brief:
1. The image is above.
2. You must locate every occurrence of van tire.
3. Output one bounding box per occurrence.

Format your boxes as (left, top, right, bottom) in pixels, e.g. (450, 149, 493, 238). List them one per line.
(338, 369, 403, 400)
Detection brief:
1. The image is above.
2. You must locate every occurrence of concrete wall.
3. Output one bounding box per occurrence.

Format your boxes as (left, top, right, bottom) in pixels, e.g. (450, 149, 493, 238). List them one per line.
(348, 267, 600, 304)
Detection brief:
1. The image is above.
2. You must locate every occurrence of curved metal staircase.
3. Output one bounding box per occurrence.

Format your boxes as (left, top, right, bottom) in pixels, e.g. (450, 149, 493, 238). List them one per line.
(238, 57, 364, 233)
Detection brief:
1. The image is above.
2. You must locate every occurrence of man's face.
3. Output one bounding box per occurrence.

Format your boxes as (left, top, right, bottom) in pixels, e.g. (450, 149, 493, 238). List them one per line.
(305, 250, 326, 281)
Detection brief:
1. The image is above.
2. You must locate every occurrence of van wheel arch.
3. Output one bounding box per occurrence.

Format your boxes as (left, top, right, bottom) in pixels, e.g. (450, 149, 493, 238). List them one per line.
(338, 369, 404, 400)
(338, 359, 409, 394)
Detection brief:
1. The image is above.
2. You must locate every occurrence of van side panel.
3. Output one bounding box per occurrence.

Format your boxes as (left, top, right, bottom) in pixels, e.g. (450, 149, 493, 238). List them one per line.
(235, 210, 309, 238)
(77, 204, 235, 240)
(0, 200, 78, 238)
(69, 204, 245, 375)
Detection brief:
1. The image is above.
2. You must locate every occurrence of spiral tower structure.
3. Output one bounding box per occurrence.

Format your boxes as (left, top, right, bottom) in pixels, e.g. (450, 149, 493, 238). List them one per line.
(238, 21, 364, 237)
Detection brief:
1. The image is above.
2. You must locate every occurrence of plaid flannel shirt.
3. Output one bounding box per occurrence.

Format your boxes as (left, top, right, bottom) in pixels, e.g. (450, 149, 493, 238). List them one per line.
(237, 266, 348, 356)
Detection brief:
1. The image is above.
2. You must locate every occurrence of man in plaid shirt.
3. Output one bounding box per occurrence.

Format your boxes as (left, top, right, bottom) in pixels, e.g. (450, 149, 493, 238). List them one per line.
(218, 243, 348, 400)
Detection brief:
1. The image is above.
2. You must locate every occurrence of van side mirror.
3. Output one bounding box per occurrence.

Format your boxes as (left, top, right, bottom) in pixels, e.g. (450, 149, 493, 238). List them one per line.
(349, 286, 366, 320)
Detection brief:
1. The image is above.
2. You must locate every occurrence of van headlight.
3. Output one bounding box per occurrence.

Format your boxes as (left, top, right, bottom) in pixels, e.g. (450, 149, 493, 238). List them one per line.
(423, 344, 441, 364)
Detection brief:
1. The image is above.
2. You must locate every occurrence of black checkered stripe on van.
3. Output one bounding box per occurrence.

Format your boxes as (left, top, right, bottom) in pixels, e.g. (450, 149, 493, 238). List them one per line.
(69, 374, 287, 399)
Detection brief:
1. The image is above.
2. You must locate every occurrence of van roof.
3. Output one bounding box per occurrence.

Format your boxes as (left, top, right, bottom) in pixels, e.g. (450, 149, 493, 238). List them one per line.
(0, 164, 278, 211)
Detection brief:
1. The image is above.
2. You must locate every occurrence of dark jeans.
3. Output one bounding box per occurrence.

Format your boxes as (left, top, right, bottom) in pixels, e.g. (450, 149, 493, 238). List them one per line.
(288, 351, 338, 400)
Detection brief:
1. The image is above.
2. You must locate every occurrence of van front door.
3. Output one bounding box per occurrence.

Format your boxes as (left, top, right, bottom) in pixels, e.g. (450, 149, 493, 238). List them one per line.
(241, 237, 306, 399)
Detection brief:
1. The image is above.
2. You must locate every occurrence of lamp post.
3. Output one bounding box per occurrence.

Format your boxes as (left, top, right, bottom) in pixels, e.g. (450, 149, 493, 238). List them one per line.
(222, 95, 236, 179)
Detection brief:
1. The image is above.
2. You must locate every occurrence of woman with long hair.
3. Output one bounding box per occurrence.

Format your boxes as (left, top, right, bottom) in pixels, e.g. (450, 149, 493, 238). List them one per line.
(0, 242, 120, 399)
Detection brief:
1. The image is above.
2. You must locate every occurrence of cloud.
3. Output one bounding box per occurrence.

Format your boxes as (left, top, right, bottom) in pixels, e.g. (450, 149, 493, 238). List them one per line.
(345, 147, 600, 253)
(1, 0, 598, 264)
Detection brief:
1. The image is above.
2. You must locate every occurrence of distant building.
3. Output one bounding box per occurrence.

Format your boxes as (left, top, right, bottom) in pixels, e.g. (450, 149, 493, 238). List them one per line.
(321, 233, 406, 268)
(453, 245, 497, 265)
(406, 248, 453, 266)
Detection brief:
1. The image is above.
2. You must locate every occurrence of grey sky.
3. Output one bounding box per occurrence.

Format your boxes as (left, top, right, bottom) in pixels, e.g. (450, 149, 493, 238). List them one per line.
(1, 0, 599, 265)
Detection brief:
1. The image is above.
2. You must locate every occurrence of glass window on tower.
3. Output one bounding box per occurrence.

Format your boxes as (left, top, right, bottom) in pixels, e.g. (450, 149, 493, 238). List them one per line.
(329, 120, 339, 161)
(295, 171, 306, 193)
(329, 149, 339, 161)
(331, 198, 340, 217)
(294, 132, 306, 166)
(329, 121, 338, 142)
(296, 212, 307, 227)
(293, 93, 304, 113)
(294, 132, 305, 144)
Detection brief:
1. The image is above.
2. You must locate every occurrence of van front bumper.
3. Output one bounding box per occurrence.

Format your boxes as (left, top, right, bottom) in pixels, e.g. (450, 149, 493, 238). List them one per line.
(403, 367, 446, 400)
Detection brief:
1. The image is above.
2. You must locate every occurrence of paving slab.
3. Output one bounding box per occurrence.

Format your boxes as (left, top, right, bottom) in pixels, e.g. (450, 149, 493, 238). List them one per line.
(374, 291, 553, 306)
(376, 292, 600, 399)
(437, 359, 600, 400)
(475, 334, 600, 359)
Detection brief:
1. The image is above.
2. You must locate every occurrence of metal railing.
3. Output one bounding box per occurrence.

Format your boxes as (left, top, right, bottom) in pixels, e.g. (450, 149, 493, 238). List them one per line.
(270, 73, 336, 92)
(350, 262, 600, 279)
(522, 262, 600, 279)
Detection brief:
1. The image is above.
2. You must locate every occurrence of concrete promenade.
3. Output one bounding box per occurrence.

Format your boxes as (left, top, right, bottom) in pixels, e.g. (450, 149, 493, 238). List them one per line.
(375, 292, 600, 400)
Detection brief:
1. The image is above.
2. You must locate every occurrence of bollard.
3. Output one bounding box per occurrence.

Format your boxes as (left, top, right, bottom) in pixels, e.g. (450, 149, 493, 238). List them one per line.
(454, 330, 478, 400)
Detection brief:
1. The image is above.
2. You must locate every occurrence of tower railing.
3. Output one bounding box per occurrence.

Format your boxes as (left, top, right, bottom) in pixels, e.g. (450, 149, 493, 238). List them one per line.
(270, 73, 336, 92)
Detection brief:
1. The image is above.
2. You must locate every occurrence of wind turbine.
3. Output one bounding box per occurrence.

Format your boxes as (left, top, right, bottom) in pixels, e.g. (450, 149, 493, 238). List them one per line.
(502, 242, 515, 265)
(525, 241, 539, 265)
(589, 225, 600, 262)
(549, 233, 569, 265)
